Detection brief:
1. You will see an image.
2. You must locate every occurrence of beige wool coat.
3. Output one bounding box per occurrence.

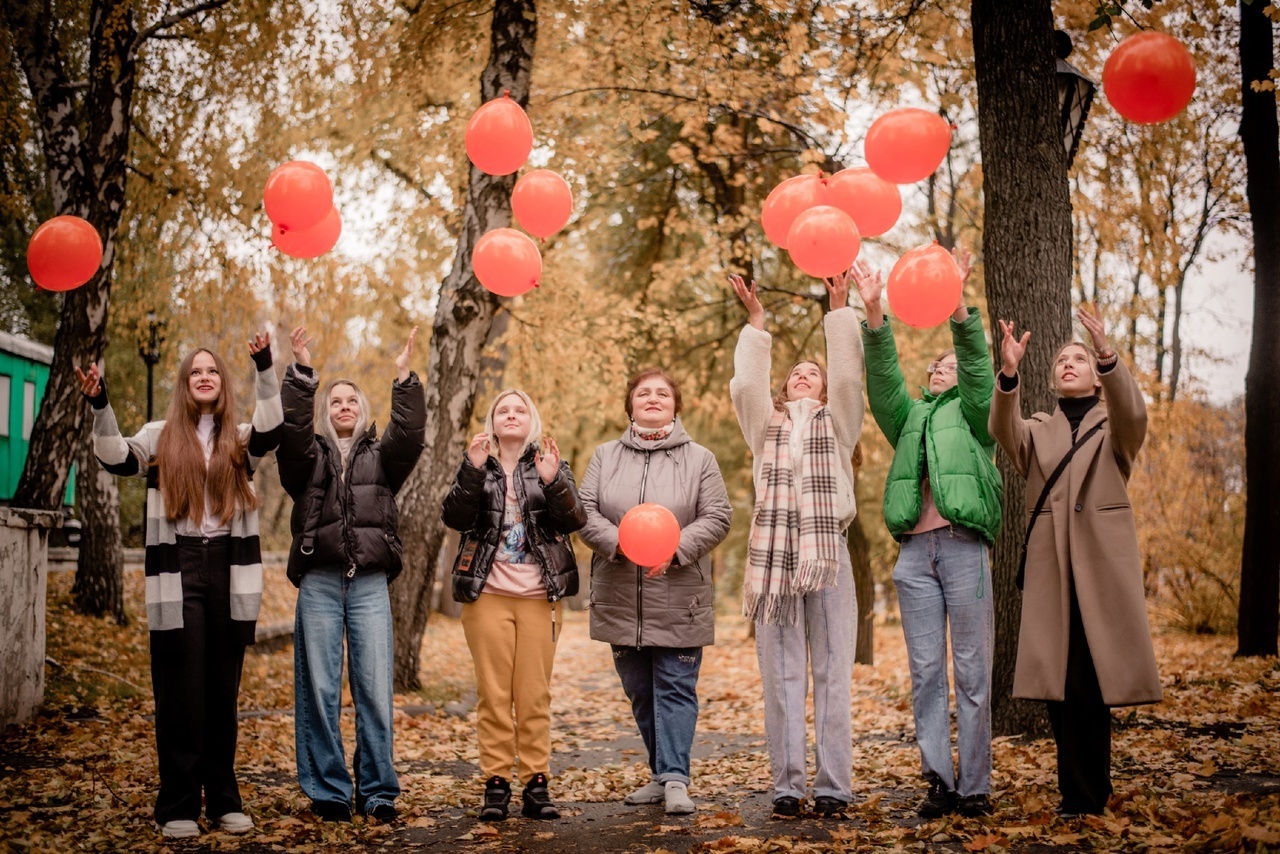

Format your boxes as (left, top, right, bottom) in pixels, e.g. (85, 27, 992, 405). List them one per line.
(988, 359, 1162, 706)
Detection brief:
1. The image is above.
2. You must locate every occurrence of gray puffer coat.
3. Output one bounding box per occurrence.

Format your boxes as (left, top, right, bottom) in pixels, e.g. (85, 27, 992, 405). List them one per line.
(579, 419, 732, 648)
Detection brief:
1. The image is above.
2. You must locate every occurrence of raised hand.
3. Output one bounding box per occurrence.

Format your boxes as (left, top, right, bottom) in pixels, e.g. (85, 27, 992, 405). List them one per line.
(465, 431, 491, 469)
(824, 268, 850, 312)
(290, 326, 313, 368)
(850, 260, 884, 328)
(248, 330, 272, 357)
(395, 325, 419, 382)
(1077, 303, 1112, 356)
(951, 245, 973, 281)
(534, 435, 561, 484)
(75, 364, 102, 400)
(728, 274, 765, 330)
(998, 319, 1031, 376)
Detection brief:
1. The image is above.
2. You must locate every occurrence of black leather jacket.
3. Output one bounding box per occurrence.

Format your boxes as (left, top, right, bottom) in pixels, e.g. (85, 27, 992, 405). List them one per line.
(441, 447, 586, 603)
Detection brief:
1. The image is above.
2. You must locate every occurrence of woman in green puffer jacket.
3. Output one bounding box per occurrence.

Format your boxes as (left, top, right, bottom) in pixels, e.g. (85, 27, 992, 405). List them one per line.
(852, 248, 1002, 820)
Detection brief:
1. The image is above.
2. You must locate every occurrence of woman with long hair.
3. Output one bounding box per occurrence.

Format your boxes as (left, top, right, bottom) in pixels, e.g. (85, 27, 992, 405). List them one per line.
(728, 271, 864, 818)
(78, 332, 283, 839)
(579, 367, 732, 816)
(990, 304, 1160, 816)
(442, 389, 586, 822)
(276, 325, 426, 824)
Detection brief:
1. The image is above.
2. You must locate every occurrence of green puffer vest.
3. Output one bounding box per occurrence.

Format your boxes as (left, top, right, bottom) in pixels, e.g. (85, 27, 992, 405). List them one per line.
(862, 310, 1003, 544)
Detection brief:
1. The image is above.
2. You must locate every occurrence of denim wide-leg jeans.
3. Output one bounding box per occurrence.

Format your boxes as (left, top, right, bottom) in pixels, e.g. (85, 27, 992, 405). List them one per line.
(294, 569, 400, 813)
(893, 526, 994, 797)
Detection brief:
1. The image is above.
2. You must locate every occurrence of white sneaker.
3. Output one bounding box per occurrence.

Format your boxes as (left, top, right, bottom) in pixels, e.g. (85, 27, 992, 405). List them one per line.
(664, 781, 695, 815)
(216, 812, 254, 833)
(159, 819, 200, 838)
(623, 780, 665, 805)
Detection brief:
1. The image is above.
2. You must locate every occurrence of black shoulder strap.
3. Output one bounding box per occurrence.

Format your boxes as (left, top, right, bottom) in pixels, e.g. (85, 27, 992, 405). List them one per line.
(1017, 420, 1106, 589)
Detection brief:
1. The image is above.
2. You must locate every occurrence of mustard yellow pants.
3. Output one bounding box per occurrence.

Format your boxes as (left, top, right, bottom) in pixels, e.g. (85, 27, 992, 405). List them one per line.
(461, 593, 561, 783)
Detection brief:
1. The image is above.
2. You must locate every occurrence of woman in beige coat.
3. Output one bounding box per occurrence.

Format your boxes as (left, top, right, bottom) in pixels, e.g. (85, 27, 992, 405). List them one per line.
(989, 304, 1160, 816)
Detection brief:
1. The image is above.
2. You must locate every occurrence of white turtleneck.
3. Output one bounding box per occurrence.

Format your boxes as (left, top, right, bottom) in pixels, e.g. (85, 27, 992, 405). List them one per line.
(175, 413, 232, 537)
(783, 397, 820, 478)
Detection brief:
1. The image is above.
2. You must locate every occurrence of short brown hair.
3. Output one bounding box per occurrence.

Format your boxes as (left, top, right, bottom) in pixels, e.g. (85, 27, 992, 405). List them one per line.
(625, 368, 683, 419)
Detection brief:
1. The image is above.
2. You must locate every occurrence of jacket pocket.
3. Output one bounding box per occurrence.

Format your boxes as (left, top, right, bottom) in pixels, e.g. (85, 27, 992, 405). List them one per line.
(1096, 503, 1132, 513)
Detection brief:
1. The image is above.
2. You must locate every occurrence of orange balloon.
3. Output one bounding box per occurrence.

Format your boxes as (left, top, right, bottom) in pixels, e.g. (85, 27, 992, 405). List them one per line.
(824, 168, 902, 238)
(511, 169, 574, 238)
(263, 161, 333, 232)
(1103, 31, 1196, 124)
(864, 108, 952, 184)
(272, 207, 342, 259)
(761, 173, 829, 248)
(472, 228, 542, 297)
(786, 206, 861, 279)
(886, 243, 963, 329)
(27, 215, 103, 291)
(618, 503, 681, 567)
(465, 93, 534, 176)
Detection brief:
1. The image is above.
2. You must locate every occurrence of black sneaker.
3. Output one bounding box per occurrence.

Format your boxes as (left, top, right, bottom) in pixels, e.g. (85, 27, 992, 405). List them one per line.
(310, 800, 353, 823)
(917, 781, 957, 818)
(521, 773, 560, 820)
(957, 794, 992, 817)
(479, 776, 511, 822)
(367, 803, 398, 823)
(772, 796, 801, 817)
(813, 796, 848, 817)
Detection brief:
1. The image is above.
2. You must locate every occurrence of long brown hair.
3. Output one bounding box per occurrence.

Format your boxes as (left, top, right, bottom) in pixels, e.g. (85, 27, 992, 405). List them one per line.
(773, 360, 828, 411)
(155, 348, 258, 524)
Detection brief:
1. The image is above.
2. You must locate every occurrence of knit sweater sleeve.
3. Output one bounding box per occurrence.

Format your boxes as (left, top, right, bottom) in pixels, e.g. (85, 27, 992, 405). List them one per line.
(729, 323, 775, 455)
(823, 306, 865, 451)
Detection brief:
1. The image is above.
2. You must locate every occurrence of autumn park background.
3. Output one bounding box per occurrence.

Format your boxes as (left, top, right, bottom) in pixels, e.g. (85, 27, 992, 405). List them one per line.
(1, 1, 1278, 851)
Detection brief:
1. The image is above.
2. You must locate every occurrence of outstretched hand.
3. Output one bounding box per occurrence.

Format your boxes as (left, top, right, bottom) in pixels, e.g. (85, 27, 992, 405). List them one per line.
(824, 269, 850, 312)
(74, 364, 102, 400)
(998, 320, 1031, 376)
(1077, 303, 1111, 355)
(290, 326, 313, 368)
(850, 260, 884, 328)
(728, 274, 765, 330)
(395, 326, 419, 382)
(248, 330, 271, 357)
(534, 436, 561, 484)
(951, 245, 973, 281)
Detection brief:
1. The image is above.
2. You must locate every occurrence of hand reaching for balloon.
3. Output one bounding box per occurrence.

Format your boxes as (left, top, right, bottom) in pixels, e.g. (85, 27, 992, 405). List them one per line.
(850, 260, 884, 328)
(1077, 303, 1112, 357)
(248, 330, 271, 357)
(395, 325, 418, 382)
(824, 269, 850, 312)
(728, 274, 765, 330)
(466, 432, 491, 469)
(998, 320, 1031, 377)
(645, 557, 672, 579)
(951, 245, 973, 281)
(290, 326, 313, 368)
(534, 436, 561, 485)
(75, 364, 102, 400)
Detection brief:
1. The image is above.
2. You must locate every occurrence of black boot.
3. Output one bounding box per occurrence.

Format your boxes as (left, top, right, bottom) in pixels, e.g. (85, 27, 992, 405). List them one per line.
(521, 773, 560, 820)
(479, 776, 511, 822)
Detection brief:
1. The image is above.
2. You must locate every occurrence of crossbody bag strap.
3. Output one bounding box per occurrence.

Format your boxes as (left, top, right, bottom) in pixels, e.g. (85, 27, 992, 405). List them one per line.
(1016, 421, 1106, 590)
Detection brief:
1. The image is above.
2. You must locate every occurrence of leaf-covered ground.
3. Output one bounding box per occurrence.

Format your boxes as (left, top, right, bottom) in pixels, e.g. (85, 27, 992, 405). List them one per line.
(1, 570, 1277, 853)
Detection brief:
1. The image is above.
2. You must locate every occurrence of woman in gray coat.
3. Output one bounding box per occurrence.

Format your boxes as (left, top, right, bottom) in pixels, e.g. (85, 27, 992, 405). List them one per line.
(579, 368, 732, 817)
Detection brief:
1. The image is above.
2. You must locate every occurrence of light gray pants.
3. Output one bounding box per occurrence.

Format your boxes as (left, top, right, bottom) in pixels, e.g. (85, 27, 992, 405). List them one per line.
(755, 546, 856, 803)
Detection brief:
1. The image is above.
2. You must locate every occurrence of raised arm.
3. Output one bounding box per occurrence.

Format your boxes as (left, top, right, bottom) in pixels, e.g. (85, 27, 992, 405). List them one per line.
(853, 260, 912, 446)
(987, 319, 1034, 477)
(77, 364, 155, 477)
(536, 437, 587, 535)
(244, 330, 284, 470)
(381, 326, 427, 494)
(822, 297, 865, 449)
(1079, 304, 1146, 472)
(440, 437, 490, 531)
(952, 308, 997, 448)
(727, 275, 776, 453)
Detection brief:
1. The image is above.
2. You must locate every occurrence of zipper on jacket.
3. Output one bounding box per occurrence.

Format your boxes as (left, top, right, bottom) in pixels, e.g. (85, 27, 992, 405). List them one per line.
(635, 450, 652, 649)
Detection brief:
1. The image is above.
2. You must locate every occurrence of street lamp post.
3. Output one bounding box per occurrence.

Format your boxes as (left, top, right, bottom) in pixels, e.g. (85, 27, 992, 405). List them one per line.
(138, 311, 165, 422)
(1055, 30, 1096, 168)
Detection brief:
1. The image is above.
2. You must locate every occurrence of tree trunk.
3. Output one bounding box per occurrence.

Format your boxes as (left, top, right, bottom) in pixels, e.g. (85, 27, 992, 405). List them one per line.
(970, 0, 1072, 736)
(71, 433, 126, 624)
(848, 509, 874, 666)
(389, 0, 536, 692)
(1168, 270, 1186, 403)
(1235, 0, 1280, 657)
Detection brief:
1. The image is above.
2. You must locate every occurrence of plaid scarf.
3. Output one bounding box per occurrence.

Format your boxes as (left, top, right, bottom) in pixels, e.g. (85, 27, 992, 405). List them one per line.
(743, 403, 842, 626)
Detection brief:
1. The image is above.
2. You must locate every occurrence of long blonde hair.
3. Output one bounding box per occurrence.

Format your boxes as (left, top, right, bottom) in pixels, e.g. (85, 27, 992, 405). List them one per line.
(155, 348, 258, 524)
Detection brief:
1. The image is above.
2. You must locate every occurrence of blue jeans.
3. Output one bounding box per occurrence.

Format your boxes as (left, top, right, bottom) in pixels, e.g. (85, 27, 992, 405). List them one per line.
(893, 526, 993, 796)
(295, 569, 399, 812)
(612, 646, 703, 785)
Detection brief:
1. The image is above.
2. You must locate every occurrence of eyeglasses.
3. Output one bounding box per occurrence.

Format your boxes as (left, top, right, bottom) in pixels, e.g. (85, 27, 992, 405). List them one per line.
(927, 362, 958, 375)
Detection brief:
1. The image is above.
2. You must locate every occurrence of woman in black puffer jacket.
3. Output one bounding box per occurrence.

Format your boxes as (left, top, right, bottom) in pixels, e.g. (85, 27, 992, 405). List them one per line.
(277, 326, 426, 825)
(442, 388, 586, 823)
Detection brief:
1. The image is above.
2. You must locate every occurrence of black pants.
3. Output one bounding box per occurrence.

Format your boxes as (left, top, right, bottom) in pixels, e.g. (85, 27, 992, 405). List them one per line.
(1044, 583, 1112, 814)
(151, 536, 248, 823)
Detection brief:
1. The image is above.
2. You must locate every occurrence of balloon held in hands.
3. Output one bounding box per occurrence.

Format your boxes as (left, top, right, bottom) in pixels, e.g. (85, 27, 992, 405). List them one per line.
(272, 206, 342, 259)
(512, 169, 574, 238)
(886, 243, 963, 329)
(27, 216, 103, 291)
(786, 206, 861, 279)
(864, 108, 952, 185)
(263, 161, 334, 233)
(472, 228, 542, 297)
(618, 503, 681, 569)
(465, 92, 534, 176)
(1103, 31, 1196, 125)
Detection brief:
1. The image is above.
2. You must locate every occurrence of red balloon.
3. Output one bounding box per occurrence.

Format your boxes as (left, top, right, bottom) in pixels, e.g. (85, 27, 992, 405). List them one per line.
(761, 173, 829, 248)
(263, 161, 333, 232)
(824, 167, 902, 238)
(472, 228, 542, 297)
(1103, 31, 1196, 124)
(511, 169, 574, 238)
(618, 503, 681, 568)
(864, 108, 952, 184)
(272, 207, 342, 259)
(465, 93, 534, 177)
(886, 243, 963, 329)
(27, 215, 103, 291)
(786, 206, 861, 279)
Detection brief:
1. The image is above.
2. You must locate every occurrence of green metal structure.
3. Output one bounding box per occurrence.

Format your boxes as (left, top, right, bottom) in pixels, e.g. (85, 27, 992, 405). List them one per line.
(0, 331, 74, 505)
